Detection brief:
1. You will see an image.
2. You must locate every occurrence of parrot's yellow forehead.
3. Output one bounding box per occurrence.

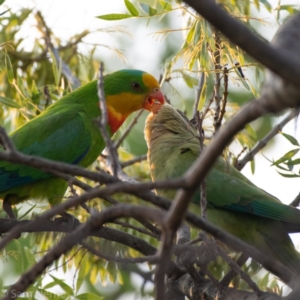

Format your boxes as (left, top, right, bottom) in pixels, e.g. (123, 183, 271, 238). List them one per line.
(142, 73, 160, 88)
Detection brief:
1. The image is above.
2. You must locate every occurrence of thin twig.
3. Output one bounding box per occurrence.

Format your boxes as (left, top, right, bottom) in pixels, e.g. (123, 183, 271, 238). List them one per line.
(290, 192, 300, 207)
(233, 147, 247, 169)
(213, 29, 222, 134)
(202, 235, 262, 296)
(220, 253, 249, 287)
(121, 154, 147, 168)
(97, 62, 120, 177)
(43, 85, 51, 108)
(36, 11, 81, 89)
(0, 126, 16, 152)
(111, 220, 159, 239)
(217, 66, 229, 126)
(236, 109, 299, 170)
(81, 241, 158, 264)
(155, 229, 175, 300)
(197, 112, 207, 220)
(114, 110, 144, 149)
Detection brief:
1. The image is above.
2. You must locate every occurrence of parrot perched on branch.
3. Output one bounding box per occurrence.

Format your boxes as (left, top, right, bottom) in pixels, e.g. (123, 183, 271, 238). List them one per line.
(145, 103, 300, 274)
(0, 69, 165, 219)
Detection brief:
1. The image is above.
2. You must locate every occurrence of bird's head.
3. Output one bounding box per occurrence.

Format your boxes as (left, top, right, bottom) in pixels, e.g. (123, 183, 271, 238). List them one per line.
(104, 69, 165, 132)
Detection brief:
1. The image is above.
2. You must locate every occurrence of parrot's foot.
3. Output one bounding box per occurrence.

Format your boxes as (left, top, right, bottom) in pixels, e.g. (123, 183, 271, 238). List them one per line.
(2, 199, 21, 238)
(54, 211, 80, 230)
(3, 197, 16, 219)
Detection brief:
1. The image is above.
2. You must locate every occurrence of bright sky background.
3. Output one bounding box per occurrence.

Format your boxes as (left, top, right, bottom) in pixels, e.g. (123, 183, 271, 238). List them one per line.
(2, 0, 300, 297)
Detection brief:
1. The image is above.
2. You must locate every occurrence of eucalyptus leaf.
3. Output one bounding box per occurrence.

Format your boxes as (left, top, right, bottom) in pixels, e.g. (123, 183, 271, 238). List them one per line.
(272, 149, 299, 165)
(5, 53, 14, 84)
(97, 14, 133, 20)
(124, 0, 139, 16)
(281, 132, 299, 146)
(0, 95, 21, 108)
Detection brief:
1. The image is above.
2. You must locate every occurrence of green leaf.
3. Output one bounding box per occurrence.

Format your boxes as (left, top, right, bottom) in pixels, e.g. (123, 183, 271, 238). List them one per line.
(202, 19, 214, 52)
(31, 80, 40, 104)
(198, 78, 207, 112)
(275, 164, 291, 171)
(260, 0, 272, 12)
(99, 265, 107, 286)
(281, 132, 299, 146)
(139, 2, 157, 15)
(193, 21, 201, 46)
(76, 254, 89, 293)
(159, 0, 172, 11)
(124, 0, 139, 16)
(277, 171, 300, 178)
(245, 124, 256, 140)
(226, 53, 250, 91)
(277, 4, 299, 14)
(76, 293, 104, 300)
(37, 289, 60, 300)
(24, 247, 37, 266)
(287, 158, 300, 166)
(49, 49, 61, 87)
(18, 204, 37, 220)
(186, 21, 196, 44)
(16, 74, 29, 98)
(97, 14, 133, 20)
(0, 8, 10, 16)
(247, 79, 260, 98)
(46, 275, 74, 296)
(259, 272, 269, 287)
(0, 95, 21, 108)
(149, 6, 157, 16)
(182, 72, 198, 88)
(4, 53, 14, 84)
(107, 261, 117, 283)
(0, 0, 5, 5)
(250, 159, 255, 174)
(272, 149, 299, 165)
(200, 42, 208, 70)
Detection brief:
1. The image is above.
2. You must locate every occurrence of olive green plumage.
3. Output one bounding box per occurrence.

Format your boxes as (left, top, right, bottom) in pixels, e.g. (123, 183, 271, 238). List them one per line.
(0, 69, 163, 217)
(145, 103, 300, 274)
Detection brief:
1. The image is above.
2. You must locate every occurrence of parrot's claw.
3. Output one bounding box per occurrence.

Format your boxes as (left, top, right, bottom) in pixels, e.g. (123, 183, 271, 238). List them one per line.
(3, 196, 17, 220)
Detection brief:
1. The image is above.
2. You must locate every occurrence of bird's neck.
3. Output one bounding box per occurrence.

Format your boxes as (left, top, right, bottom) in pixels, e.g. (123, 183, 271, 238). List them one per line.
(106, 105, 128, 134)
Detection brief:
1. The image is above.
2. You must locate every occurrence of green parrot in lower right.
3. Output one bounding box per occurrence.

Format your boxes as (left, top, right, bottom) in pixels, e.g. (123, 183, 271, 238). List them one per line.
(144, 102, 300, 275)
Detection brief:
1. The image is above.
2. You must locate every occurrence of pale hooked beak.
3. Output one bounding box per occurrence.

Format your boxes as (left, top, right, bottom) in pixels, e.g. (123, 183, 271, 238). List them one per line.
(143, 88, 165, 111)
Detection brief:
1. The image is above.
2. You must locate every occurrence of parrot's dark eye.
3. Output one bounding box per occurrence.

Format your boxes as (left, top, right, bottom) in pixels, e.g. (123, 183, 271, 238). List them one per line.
(131, 82, 140, 91)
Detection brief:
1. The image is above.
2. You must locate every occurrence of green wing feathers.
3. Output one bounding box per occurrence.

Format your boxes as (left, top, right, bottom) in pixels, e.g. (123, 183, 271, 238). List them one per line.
(0, 84, 104, 205)
(145, 103, 300, 273)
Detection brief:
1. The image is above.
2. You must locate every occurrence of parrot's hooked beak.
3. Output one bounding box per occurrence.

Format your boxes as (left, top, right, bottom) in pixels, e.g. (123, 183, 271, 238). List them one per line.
(143, 88, 165, 111)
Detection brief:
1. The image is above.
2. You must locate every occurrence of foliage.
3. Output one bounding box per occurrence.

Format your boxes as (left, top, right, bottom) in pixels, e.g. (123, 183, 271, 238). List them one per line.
(0, 0, 299, 299)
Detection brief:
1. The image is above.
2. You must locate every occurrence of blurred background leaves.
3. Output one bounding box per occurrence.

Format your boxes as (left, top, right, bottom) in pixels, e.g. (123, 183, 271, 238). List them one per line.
(0, 0, 299, 298)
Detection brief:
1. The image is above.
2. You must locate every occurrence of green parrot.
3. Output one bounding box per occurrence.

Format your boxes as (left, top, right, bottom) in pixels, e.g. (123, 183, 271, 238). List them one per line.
(0, 69, 165, 219)
(145, 103, 300, 274)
